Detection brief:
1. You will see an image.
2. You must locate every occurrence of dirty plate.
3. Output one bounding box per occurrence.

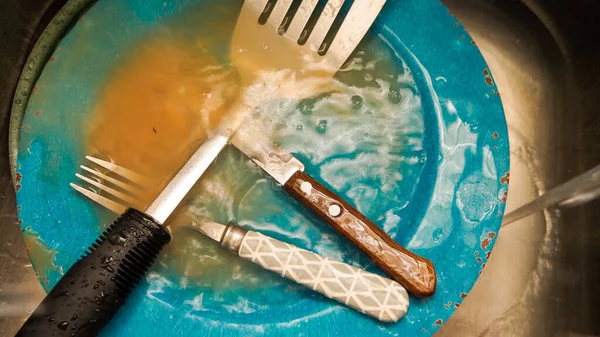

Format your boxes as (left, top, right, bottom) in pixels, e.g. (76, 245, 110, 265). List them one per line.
(10, 0, 509, 336)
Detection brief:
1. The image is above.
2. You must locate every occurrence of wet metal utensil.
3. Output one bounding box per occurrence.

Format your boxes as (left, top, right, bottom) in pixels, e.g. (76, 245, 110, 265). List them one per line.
(71, 156, 410, 323)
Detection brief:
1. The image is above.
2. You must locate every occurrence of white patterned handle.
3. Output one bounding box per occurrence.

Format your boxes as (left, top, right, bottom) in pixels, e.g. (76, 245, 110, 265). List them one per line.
(237, 231, 409, 322)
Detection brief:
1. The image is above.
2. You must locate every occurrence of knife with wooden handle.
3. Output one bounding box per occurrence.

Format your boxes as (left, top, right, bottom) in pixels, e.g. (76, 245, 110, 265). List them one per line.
(230, 125, 437, 297)
(195, 220, 409, 322)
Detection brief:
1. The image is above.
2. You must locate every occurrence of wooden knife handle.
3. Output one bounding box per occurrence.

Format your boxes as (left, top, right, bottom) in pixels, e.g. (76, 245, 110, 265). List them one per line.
(283, 171, 436, 297)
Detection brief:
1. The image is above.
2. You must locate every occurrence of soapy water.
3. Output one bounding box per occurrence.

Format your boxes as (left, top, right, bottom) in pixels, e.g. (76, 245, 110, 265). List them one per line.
(154, 43, 425, 312)
(84, 8, 427, 315)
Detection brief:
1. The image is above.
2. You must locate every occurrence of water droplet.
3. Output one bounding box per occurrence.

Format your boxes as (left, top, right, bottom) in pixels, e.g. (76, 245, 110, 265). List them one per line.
(48, 317, 55, 322)
(71, 314, 78, 320)
(93, 284, 99, 289)
(15, 99, 22, 105)
(57, 321, 69, 330)
(108, 234, 126, 245)
(296, 124, 303, 130)
(388, 87, 402, 104)
(103, 265, 114, 273)
(418, 152, 426, 164)
(351, 95, 363, 109)
(364, 132, 369, 138)
(315, 120, 328, 134)
(297, 98, 315, 115)
(432, 228, 444, 242)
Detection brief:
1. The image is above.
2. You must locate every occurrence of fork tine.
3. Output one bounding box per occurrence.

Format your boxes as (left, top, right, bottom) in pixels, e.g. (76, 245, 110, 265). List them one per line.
(267, 0, 294, 28)
(80, 165, 144, 193)
(85, 155, 147, 185)
(70, 183, 127, 214)
(327, 0, 387, 65)
(305, 0, 345, 51)
(285, 0, 320, 40)
(75, 173, 139, 205)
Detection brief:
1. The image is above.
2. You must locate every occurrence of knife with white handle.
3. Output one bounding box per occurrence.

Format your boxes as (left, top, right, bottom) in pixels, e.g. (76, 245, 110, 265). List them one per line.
(195, 220, 409, 322)
(230, 124, 437, 297)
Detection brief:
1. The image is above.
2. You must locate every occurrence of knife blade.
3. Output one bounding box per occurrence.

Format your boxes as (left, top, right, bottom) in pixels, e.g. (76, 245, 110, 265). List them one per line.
(193, 220, 409, 322)
(230, 124, 437, 297)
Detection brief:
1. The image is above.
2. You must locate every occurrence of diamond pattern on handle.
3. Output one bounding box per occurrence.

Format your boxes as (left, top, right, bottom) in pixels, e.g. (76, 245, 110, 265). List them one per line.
(238, 231, 409, 322)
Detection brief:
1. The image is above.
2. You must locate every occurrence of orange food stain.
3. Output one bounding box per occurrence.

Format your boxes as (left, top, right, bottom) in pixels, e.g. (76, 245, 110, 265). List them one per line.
(86, 38, 238, 213)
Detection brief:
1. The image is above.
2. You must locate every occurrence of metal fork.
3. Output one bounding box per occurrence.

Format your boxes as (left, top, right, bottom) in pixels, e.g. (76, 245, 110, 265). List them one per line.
(71, 156, 409, 322)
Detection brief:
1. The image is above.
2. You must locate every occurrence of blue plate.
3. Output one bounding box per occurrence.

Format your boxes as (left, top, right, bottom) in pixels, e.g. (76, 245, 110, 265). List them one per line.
(10, 0, 509, 335)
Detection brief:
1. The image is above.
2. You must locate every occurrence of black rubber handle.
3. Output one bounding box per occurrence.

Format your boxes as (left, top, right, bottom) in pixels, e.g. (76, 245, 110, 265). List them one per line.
(16, 208, 171, 337)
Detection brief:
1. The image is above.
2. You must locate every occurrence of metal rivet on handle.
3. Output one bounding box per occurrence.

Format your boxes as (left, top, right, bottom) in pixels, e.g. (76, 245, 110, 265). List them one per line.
(328, 204, 342, 217)
(300, 181, 312, 195)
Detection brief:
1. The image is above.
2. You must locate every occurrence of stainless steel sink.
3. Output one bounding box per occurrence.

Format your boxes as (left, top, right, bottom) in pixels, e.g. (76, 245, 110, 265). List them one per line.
(1, 0, 599, 336)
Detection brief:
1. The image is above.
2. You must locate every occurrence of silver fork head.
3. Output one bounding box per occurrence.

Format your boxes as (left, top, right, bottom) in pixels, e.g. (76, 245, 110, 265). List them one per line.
(232, 0, 387, 80)
(70, 156, 148, 214)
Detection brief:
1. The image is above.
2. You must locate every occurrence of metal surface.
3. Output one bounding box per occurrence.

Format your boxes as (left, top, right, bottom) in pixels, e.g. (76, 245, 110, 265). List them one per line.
(145, 134, 229, 224)
(1, 0, 599, 336)
(194, 220, 228, 243)
(220, 225, 249, 254)
(231, 124, 305, 185)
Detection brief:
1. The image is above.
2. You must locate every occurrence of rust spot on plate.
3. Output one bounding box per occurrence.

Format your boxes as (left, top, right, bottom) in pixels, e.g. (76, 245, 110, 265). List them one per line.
(488, 232, 496, 239)
(486, 251, 492, 259)
(492, 132, 499, 139)
(15, 172, 22, 182)
(453, 22, 458, 28)
(474, 251, 479, 256)
(15, 183, 21, 191)
(483, 69, 489, 75)
(481, 238, 490, 250)
(482, 263, 486, 269)
(16, 219, 22, 226)
(435, 319, 443, 325)
(48, 56, 56, 62)
(500, 191, 508, 203)
(35, 110, 41, 116)
(485, 76, 494, 86)
(444, 304, 450, 309)
(476, 257, 483, 263)
(422, 328, 427, 333)
(500, 172, 510, 184)
(26, 226, 31, 231)
(460, 35, 465, 39)
(471, 40, 477, 46)
(455, 303, 460, 309)
(460, 292, 467, 299)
